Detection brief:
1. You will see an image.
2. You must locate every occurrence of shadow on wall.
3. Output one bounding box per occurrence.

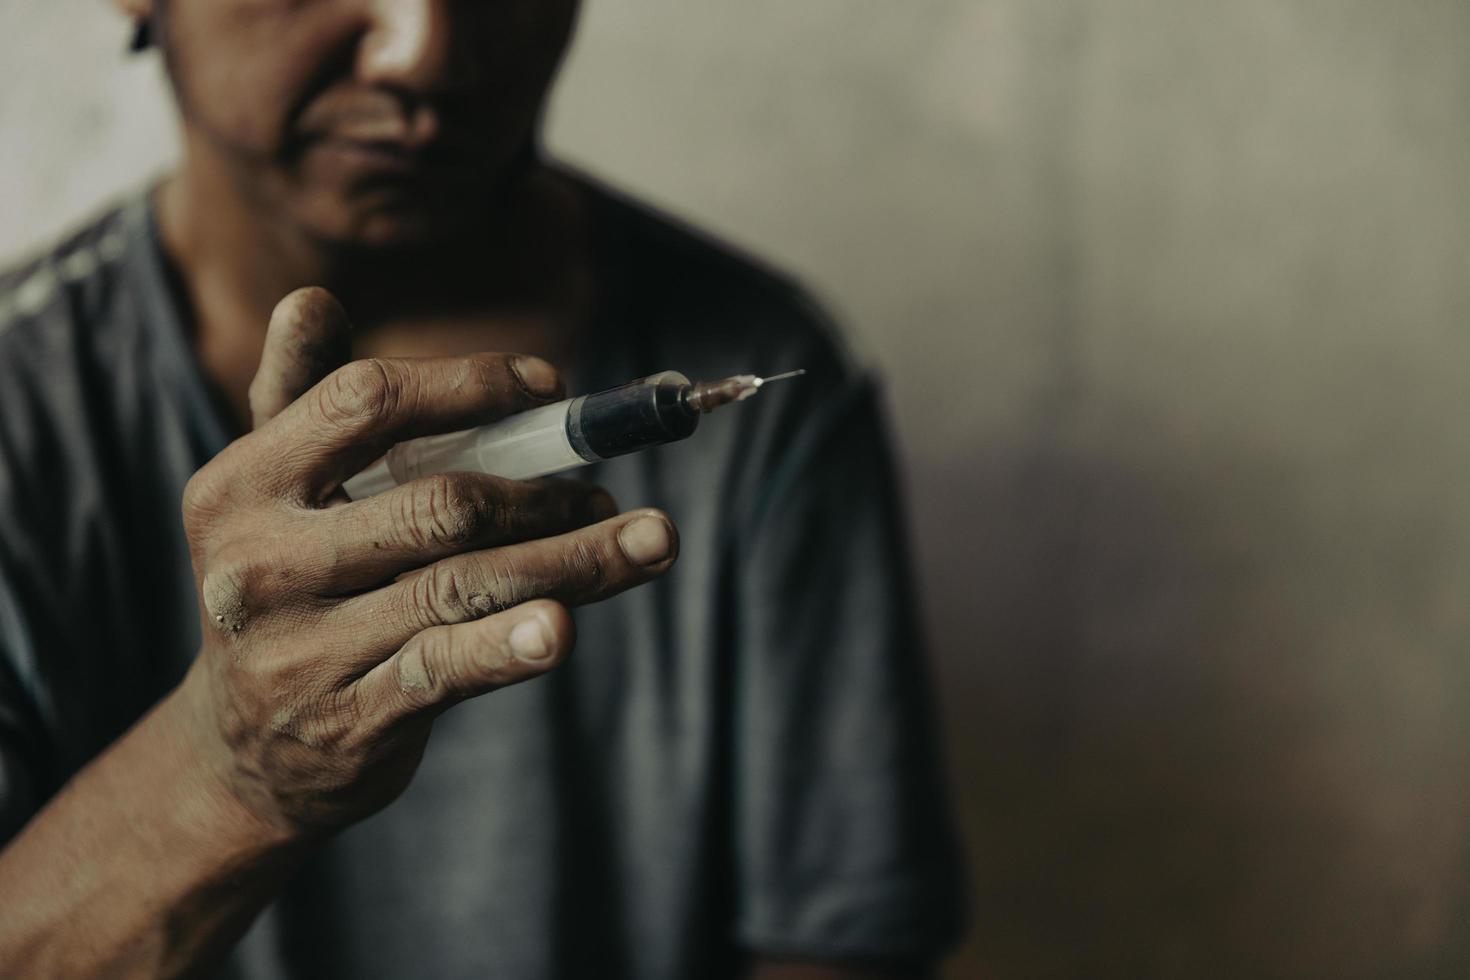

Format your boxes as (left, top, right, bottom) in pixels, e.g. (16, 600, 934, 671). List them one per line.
(927, 427, 1470, 980)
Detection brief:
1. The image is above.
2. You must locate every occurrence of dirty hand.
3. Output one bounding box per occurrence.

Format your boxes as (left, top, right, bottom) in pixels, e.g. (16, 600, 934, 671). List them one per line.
(175, 288, 678, 837)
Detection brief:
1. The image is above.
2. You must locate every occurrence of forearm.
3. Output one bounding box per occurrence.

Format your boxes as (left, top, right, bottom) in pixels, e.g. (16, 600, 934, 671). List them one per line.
(0, 677, 311, 978)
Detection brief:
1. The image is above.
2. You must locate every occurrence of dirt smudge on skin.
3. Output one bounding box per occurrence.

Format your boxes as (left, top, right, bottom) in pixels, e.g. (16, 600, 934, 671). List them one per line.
(202, 570, 249, 634)
(397, 645, 432, 693)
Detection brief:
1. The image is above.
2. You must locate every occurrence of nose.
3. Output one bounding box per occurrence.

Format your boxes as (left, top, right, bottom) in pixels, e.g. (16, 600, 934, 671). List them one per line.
(358, 0, 458, 94)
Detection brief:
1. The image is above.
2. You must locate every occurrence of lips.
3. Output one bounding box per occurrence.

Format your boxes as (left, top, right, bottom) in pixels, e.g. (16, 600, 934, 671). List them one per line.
(327, 111, 437, 146)
(304, 120, 480, 176)
(299, 91, 456, 153)
(293, 88, 508, 184)
(318, 138, 424, 168)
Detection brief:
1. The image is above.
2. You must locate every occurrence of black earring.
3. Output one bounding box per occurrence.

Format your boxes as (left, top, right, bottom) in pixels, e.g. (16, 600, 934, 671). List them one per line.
(128, 17, 153, 53)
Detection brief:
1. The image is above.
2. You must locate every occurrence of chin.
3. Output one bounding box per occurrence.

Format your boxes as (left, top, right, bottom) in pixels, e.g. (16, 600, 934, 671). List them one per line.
(295, 189, 479, 251)
(279, 136, 532, 250)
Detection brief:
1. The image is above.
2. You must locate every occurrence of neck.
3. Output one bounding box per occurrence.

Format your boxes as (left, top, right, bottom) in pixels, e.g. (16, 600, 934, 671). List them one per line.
(155, 135, 596, 430)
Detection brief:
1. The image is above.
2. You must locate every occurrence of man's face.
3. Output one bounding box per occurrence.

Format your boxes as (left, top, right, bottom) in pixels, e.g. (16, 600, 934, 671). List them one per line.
(150, 0, 581, 247)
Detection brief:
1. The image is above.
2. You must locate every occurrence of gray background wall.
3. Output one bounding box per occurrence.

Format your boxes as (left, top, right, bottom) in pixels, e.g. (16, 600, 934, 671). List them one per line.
(4, 2, 1469, 978)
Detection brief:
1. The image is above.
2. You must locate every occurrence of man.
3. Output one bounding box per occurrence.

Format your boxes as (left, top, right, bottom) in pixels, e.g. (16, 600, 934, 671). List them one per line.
(0, 1, 963, 976)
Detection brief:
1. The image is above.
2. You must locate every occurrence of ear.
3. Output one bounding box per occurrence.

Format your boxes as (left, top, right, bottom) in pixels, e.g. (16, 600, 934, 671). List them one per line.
(112, 0, 157, 52)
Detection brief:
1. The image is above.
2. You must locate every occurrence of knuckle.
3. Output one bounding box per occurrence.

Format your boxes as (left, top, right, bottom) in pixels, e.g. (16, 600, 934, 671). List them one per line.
(408, 562, 503, 627)
(317, 358, 400, 429)
(480, 561, 529, 613)
(201, 557, 256, 636)
(563, 537, 610, 592)
(393, 632, 445, 703)
(469, 354, 527, 402)
(405, 555, 538, 625)
(424, 564, 471, 621)
(182, 466, 231, 532)
(394, 629, 487, 706)
(408, 474, 495, 550)
(199, 536, 314, 636)
(444, 631, 493, 695)
(467, 355, 504, 393)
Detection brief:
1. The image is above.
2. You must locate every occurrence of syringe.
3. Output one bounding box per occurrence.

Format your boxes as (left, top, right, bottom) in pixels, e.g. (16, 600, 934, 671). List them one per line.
(342, 369, 806, 500)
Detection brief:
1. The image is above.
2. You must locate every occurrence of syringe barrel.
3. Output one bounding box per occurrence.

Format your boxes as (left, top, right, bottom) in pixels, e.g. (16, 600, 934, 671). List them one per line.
(342, 370, 698, 500)
(567, 369, 698, 460)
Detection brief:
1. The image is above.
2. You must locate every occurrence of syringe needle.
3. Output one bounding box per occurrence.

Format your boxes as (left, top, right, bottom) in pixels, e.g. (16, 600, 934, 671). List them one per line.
(685, 368, 807, 413)
(756, 369, 807, 386)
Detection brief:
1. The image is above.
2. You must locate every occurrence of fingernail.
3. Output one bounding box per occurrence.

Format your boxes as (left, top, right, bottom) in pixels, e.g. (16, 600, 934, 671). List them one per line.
(512, 356, 561, 400)
(508, 614, 554, 662)
(618, 516, 672, 566)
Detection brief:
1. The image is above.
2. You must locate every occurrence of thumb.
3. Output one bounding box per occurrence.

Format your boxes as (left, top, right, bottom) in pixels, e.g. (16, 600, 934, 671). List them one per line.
(248, 286, 354, 430)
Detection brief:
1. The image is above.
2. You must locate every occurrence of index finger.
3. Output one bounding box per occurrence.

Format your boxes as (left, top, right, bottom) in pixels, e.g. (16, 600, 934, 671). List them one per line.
(246, 352, 564, 503)
(247, 287, 353, 430)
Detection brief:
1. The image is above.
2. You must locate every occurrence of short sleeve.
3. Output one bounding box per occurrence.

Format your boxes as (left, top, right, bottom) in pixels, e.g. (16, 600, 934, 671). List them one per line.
(731, 374, 967, 961)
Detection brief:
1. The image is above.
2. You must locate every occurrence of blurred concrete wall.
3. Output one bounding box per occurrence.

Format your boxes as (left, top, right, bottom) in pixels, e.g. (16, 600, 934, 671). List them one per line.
(4, 2, 1470, 978)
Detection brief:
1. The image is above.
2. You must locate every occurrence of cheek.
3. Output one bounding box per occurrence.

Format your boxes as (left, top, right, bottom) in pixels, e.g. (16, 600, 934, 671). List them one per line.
(165, 3, 349, 161)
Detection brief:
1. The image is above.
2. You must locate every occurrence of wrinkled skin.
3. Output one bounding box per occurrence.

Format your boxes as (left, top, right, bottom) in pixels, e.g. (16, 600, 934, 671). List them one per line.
(179, 288, 678, 835)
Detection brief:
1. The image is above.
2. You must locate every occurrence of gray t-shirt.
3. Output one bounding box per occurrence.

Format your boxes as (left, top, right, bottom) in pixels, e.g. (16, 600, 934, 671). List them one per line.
(0, 177, 964, 978)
